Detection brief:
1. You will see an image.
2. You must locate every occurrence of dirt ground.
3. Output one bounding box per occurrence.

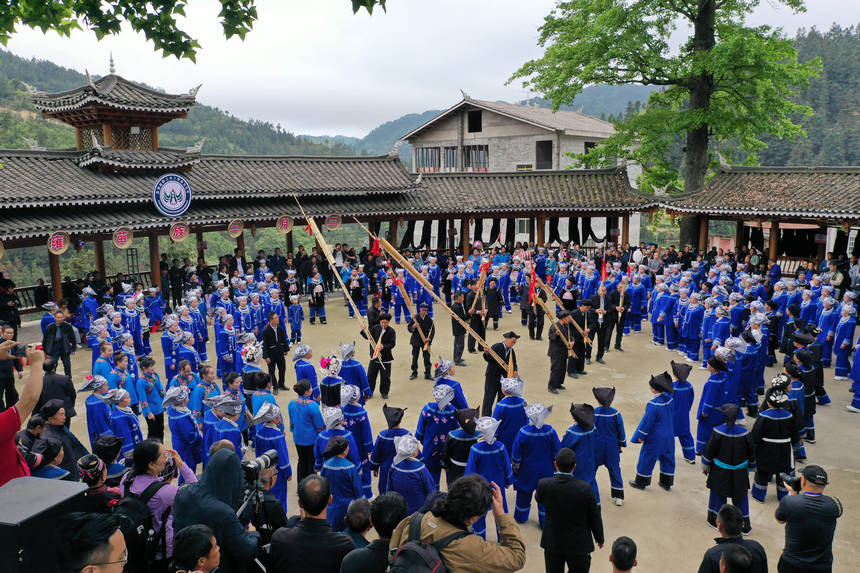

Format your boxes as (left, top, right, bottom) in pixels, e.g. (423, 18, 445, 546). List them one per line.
(16, 299, 858, 572)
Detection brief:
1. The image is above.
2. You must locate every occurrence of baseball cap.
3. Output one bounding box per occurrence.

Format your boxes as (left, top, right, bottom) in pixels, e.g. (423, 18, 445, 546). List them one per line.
(802, 465, 828, 486)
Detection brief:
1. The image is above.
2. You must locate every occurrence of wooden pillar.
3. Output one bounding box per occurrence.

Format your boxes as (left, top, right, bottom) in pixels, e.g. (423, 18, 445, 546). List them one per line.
(537, 214, 546, 245)
(153, 127, 159, 151)
(621, 214, 630, 246)
(102, 124, 113, 147)
(49, 252, 62, 303)
(698, 216, 709, 250)
(462, 219, 471, 259)
(149, 232, 161, 289)
(437, 219, 447, 251)
(195, 231, 205, 261)
(606, 216, 618, 244)
(447, 220, 457, 256)
(286, 230, 294, 254)
(816, 225, 827, 265)
(235, 231, 246, 258)
(388, 220, 399, 245)
(735, 220, 744, 249)
(768, 221, 779, 262)
(528, 218, 536, 243)
(93, 239, 106, 274)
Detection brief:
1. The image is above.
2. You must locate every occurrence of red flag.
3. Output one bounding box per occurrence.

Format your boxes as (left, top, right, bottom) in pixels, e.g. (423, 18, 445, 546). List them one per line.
(601, 255, 607, 283)
(479, 261, 491, 275)
(304, 223, 313, 236)
(371, 239, 381, 257)
(528, 270, 537, 304)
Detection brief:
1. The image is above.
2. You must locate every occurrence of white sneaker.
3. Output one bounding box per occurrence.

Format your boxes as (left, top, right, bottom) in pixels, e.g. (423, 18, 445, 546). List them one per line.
(833, 376, 849, 381)
(684, 457, 696, 464)
(614, 498, 623, 506)
(846, 405, 860, 413)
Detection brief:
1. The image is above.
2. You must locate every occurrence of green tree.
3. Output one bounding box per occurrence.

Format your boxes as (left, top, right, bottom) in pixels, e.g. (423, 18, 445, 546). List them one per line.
(509, 0, 820, 246)
(0, 1, 383, 61)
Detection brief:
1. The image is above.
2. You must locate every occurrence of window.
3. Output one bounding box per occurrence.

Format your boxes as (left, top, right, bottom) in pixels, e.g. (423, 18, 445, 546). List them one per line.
(415, 147, 440, 172)
(535, 140, 553, 170)
(464, 145, 488, 171)
(467, 110, 482, 133)
(444, 146, 458, 171)
(516, 218, 530, 235)
(584, 141, 598, 168)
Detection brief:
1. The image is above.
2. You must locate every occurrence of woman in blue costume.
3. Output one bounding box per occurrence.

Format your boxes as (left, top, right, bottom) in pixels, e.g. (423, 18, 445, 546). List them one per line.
(80, 374, 113, 448)
(370, 404, 409, 494)
(321, 435, 364, 532)
(292, 343, 319, 401)
(340, 384, 374, 498)
(415, 384, 458, 488)
(493, 376, 527, 456)
(252, 402, 293, 512)
(511, 402, 559, 525)
(386, 433, 435, 515)
(313, 406, 360, 472)
(338, 343, 372, 403)
(670, 360, 696, 464)
(432, 357, 469, 410)
(465, 416, 513, 540)
(696, 355, 729, 455)
(164, 385, 204, 479)
(103, 388, 142, 457)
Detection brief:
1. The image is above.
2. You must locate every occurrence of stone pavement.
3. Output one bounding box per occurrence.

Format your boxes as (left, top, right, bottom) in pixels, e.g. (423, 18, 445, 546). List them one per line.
(14, 302, 858, 572)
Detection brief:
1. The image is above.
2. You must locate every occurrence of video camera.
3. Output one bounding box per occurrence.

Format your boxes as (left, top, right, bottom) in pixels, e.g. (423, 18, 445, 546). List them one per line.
(241, 449, 278, 484)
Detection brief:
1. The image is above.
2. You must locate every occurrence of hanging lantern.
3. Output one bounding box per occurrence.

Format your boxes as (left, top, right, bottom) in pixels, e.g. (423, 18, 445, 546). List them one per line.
(326, 215, 342, 231)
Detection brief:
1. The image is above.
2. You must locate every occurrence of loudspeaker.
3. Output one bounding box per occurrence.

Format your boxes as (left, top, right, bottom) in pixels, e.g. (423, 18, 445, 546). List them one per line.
(0, 477, 88, 572)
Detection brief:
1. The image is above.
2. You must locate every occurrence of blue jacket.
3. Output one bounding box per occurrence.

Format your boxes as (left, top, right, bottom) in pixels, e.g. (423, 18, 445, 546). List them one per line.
(136, 372, 165, 418)
(435, 377, 469, 410)
(415, 402, 458, 469)
(295, 360, 319, 400)
(370, 427, 410, 493)
(511, 424, 560, 492)
(466, 440, 513, 491)
(593, 406, 626, 466)
(314, 428, 360, 472)
(110, 407, 142, 456)
(672, 381, 695, 435)
(386, 458, 436, 514)
(343, 403, 374, 462)
(84, 393, 113, 447)
(631, 392, 674, 448)
(168, 406, 204, 467)
(561, 424, 597, 483)
(287, 397, 324, 446)
(492, 396, 528, 455)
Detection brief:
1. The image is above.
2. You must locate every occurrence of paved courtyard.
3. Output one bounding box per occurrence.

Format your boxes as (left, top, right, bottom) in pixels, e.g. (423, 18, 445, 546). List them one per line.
(16, 299, 858, 572)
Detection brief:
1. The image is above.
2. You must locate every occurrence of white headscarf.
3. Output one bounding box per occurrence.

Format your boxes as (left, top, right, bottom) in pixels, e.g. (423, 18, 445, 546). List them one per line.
(340, 384, 361, 407)
(501, 376, 524, 397)
(393, 434, 421, 465)
(252, 401, 281, 425)
(433, 384, 455, 410)
(475, 416, 501, 445)
(525, 403, 552, 428)
(323, 406, 344, 430)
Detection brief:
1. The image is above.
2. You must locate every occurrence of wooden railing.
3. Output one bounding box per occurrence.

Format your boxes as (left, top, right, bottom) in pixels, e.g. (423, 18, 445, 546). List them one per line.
(17, 272, 152, 314)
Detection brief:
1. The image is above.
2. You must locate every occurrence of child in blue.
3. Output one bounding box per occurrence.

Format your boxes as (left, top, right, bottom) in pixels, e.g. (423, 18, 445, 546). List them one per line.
(728, 292, 745, 337)
(626, 274, 646, 333)
(670, 361, 696, 463)
(561, 403, 600, 504)
(650, 283, 667, 345)
(682, 293, 705, 361)
(319, 353, 344, 408)
(135, 357, 165, 442)
(108, 351, 139, 414)
(107, 312, 126, 352)
(415, 384, 459, 488)
(387, 433, 436, 515)
(287, 379, 324, 483)
(392, 269, 412, 324)
(121, 298, 145, 357)
(511, 403, 559, 525)
(700, 297, 717, 368)
(190, 364, 220, 431)
(833, 305, 856, 379)
(216, 314, 238, 379)
(40, 301, 57, 335)
(433, 358, 469, 410)
(176, 331, 201, 374)
(211, 394, 247, 457)
(465, 416, 513, 540)
(629, 372, 676, 491)
(102, 388, 142, 457)
(188, 296, 209, 361)
(119, 333, 139, 384)
(816, 296, 838, 367)
(161, 317, 180, 380)
(79, 374, 113, 448)
(314, 407, 361, 472)
(339, 343, 372, 403)
(292, 343, 319, 401)
(371, 404, 409, 493)
(30, 438, 69, 480)
(493, 376, 528, 455)
(341, 384, 374, 498)
(321, 435, 364, 532)
(592, 387, 627, 505)
(663, 284, 680, 350)
(164, 385, 204, 479)
(253, 402, 293, 512)
(696, 356, 728, 454)
(92, 340, 114, 379)
(287, 294, 305, 343)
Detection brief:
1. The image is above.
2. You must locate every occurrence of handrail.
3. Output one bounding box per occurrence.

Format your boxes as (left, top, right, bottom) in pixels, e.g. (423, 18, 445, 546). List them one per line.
(16, 272, 153, 314)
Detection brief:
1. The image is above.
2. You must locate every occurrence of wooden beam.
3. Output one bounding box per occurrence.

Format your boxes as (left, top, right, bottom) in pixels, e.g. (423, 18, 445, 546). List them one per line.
(75, 128, 82, 150)
(93, 239, 105, 274)
(235, 231, 246, 258)
(388, 220, 399, 245)
(149, 232, 161, 289)
(768, 221, 779, 262)
(698, 216, 709, 250)
(196, 230, 205, 261)
(621, 214, 630, 246)
(735, 221, 744, 250)
(152, 127, 159, 151)
(537, 214, 546, 245)
(463, 219, 471, 259)
(49, 252, 62, 303)
(528, 218, 536, 243)
(102, 124, 112, 147)
(816, 225, 827, 266)
(437, 219, 447, 251)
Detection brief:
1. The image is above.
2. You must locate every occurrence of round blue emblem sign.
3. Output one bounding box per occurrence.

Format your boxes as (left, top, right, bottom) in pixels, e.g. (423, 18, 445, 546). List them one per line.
(153, 173, 192, 217)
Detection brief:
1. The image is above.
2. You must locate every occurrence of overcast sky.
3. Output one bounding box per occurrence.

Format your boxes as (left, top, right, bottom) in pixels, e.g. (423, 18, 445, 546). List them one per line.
(6, 0, 858, 138)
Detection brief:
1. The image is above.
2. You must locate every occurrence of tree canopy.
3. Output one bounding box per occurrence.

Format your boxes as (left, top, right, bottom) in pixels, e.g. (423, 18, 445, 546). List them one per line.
(0, 0, 384, 61)
(509, 0, 821, 210)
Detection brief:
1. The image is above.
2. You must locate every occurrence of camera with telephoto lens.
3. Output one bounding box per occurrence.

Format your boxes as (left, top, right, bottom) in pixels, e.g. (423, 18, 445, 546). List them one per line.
(780, 472, 802, 493)
(241, 449, 278, 483)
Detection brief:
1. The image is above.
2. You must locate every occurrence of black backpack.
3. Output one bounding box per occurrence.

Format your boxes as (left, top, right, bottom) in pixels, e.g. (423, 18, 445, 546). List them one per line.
(114, 480, 170, 573)
(388, 513, 468, 573)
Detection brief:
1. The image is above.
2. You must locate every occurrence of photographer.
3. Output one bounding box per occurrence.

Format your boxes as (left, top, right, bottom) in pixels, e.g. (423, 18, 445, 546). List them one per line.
(775, 465, 842, 573)
(238, 465, 288, 557)
(174, 449, 260, 573)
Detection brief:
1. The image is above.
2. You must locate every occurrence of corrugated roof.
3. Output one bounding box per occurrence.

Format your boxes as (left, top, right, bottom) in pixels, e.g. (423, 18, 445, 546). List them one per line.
(662, 166, 860, 219)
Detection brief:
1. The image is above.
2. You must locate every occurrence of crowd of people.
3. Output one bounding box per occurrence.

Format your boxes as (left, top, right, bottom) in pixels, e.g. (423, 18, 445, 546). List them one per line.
(0, 236, 853, 573)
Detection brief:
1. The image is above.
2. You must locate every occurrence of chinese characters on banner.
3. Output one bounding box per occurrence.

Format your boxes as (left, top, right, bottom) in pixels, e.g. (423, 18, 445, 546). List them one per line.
(276, 216, 294, 234)
(112, 227, 134, 249)
(227, 219, 244, 238)
(47, 231, 71, 255)
(169, 222, 190, 242)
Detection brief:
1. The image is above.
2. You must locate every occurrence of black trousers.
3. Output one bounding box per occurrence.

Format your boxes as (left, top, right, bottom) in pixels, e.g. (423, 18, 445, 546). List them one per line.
(411, 345, 431, 376)
(295, 444, 316, 483)
(548, 354, 566, 389)
(611, 312, 626, 348)
(570, 340, 586, 373)
(146, 412, 165, 442)
(544, 550, 591, 573)
(446, 465, 466, 488)
(453, 334, 465, 363)
(778, 556, 826, 573)
(529, 312, 545, 339)
(467, 320, 486, 352)
(0, 377, 19, 412)
(171, 287, 182, 309)
(268, 353, 286, 388)
(368, 360, 393, 396)
(481, 376, 504, 417)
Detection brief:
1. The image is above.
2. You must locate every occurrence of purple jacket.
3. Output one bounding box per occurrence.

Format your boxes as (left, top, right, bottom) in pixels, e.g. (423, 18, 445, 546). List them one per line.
(121, 463, 197, 558)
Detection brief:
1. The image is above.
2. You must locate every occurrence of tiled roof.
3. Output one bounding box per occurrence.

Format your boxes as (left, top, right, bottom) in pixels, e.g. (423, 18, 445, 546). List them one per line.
(421, 168, 653, 213)
(402, 96, 615, 140)
(29, 74, 197, 114)
(663, 166, 860, 219)
(0, 150, 419, 208)
(77, 148, 200, 170)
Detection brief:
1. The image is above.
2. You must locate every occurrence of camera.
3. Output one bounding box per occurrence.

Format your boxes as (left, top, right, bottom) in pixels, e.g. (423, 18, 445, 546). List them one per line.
(241, 450, 278, 484)
(780, 472, 802, 493)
